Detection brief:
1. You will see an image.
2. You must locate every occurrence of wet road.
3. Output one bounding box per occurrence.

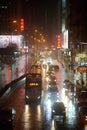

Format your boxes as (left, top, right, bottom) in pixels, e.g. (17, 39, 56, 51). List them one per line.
(0, 63, 87, 130)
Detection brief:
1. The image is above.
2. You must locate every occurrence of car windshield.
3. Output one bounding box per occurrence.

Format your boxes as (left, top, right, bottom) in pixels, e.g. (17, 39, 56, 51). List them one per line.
(48, 81, 57, 85)
(48, 87, 58, 92)
(79, 93, 87, 98)
(81, 107, 87, 114)
(53, 102, 65, 110)
(63, 80, 70, 83)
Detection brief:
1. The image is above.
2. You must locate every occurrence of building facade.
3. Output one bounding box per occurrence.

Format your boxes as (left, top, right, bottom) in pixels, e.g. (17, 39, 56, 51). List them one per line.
(66, 0, 87, 49)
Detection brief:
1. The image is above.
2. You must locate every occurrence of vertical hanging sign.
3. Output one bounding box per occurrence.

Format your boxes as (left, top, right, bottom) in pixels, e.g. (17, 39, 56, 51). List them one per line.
(57, 34, 61, 49)
(20, 18, 24, 31)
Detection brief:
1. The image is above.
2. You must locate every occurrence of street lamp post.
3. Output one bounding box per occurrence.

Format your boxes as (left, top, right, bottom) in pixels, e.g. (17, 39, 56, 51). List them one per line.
(11, 20, 17, 44)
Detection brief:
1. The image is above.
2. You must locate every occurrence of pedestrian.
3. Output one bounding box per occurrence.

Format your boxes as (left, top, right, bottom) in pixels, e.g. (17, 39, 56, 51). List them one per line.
(71, 84, 74, 93)
(76, 80, 80, 86)
(81, 79, 84, 87)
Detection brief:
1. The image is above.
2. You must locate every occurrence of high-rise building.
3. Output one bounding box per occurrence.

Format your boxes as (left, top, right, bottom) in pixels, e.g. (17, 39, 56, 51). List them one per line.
(66, 0, 87, 49)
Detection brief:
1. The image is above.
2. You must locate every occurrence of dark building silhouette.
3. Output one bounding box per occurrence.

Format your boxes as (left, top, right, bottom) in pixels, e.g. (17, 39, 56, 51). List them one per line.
(0, 0, 21, 34)
(21, 0, 60, 45)
(0, 0, 87, 49)
(66, 0, 87, 50)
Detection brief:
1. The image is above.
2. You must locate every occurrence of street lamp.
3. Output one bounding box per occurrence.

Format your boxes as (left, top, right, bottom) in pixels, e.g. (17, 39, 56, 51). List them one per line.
(13, 20, 17, 24)
(11, 20, 17, 44)
(12, 20, 17, 34)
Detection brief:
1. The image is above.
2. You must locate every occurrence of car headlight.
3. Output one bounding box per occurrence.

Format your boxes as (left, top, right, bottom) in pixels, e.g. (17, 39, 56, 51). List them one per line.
(47, 93, 51, 98)
(26, 96, 29, 99)
(85, 116, 87, 120)
(63, 83, 66, 86)
(46, 99, 52, 107)
(52, 110, 55, 113)
(57, 93, 59, 97)
(37, 96, 41, 99)
(56, 99, 59, 102)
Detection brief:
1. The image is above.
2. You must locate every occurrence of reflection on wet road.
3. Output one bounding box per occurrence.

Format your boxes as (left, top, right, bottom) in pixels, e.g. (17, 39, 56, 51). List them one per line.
(43, 89, 76, 130)
(1, 62, 87, 130)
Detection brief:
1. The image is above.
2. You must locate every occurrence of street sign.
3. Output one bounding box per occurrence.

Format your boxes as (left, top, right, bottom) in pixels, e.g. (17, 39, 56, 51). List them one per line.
(77, 66, 87, 73)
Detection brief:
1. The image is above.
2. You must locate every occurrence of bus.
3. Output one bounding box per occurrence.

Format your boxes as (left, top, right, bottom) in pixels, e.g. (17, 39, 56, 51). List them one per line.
(30, 65, 42, 74)
(25, 73, 42, 102)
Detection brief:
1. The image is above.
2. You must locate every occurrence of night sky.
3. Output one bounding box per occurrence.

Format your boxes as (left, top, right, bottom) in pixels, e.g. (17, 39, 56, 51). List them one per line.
(21, 0, 58, 43)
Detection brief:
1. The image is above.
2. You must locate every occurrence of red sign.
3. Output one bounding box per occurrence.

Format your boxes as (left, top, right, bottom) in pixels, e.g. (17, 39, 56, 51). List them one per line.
(57, 35, 61, 49)
(20, 18, 24, 31)
(77, 66, 87, 73)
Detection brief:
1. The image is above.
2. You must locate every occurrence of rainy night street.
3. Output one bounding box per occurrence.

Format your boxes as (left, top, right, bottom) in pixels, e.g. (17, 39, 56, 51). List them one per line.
(0, 1, 87, 130)
(0, 59, 87, 130)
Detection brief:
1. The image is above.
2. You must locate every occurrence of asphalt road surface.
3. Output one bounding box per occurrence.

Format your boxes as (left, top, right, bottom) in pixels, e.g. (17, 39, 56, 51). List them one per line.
(0, 63, 87, 130)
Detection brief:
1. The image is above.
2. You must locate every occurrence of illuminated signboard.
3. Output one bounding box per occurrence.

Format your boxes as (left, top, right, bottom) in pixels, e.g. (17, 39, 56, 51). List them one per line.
(0, 35, 24, 48)
(77, 66, 87, 73)
(80, 62, 87, 66)
(20, 18, 24, 31)
(57, 35, 61, 49)
(62, 30, 68, 49)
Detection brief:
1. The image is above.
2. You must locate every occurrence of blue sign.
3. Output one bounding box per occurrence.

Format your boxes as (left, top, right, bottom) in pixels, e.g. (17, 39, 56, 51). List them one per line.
(80, 62, 87, 66)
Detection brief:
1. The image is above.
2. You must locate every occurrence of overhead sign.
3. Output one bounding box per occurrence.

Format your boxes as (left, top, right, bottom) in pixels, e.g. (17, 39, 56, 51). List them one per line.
(77, 66, 87, 73)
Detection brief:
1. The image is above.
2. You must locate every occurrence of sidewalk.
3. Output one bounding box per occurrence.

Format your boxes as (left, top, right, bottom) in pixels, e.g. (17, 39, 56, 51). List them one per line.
(60, 61, 74, 83)
(66, 69, 74, 83)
